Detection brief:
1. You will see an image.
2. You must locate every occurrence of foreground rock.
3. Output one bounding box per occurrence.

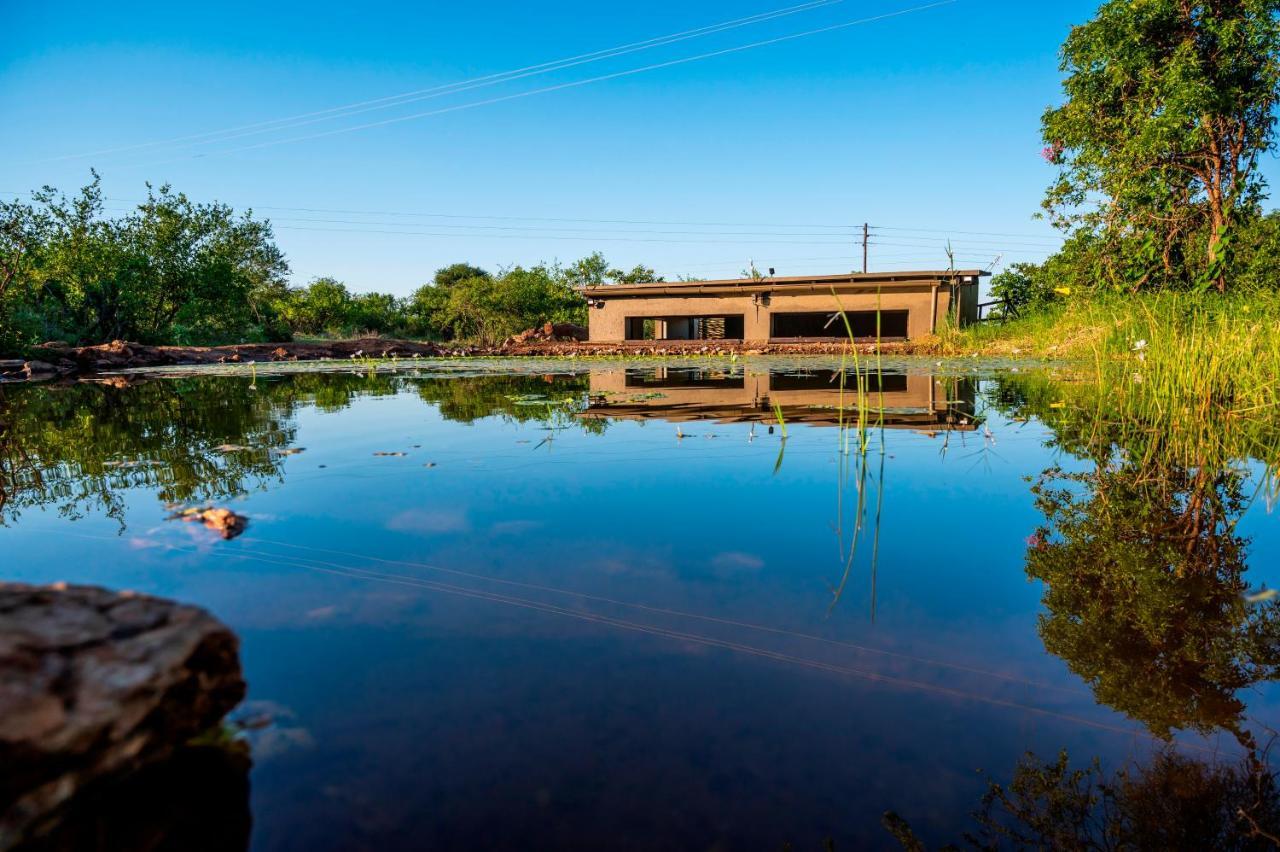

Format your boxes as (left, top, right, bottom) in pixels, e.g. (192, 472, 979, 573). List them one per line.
(0, 583, 246, 850)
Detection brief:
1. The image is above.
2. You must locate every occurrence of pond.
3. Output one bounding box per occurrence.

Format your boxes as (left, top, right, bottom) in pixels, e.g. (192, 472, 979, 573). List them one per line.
(3, 357, 1279, 850)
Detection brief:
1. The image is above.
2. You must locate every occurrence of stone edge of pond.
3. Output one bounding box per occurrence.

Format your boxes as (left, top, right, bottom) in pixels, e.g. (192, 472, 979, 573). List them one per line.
(0, 582, 246, 850)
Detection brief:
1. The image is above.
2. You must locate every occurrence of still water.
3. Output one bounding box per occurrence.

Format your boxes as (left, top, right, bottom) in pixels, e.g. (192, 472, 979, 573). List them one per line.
(3, 358, 1278, 850)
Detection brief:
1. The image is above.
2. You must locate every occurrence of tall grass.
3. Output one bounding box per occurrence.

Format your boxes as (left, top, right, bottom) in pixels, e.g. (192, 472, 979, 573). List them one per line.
(941, 292, 1280, 468)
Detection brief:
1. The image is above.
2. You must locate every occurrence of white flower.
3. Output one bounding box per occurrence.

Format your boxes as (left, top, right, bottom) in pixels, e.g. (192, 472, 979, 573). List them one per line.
(1131, 339, 1147, 351)
(1132, 372, 1143, 384)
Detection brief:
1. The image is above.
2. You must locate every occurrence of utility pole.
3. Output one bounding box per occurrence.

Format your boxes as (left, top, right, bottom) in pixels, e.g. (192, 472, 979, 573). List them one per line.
(861, 223, 869, 274)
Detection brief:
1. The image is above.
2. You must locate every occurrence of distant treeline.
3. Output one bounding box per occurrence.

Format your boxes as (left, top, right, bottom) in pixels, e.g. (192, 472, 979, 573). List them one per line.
(0, 175, 662, 354)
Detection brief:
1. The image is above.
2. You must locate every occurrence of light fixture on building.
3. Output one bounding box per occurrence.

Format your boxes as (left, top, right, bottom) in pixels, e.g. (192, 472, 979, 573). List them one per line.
(588, 298, 606, 309)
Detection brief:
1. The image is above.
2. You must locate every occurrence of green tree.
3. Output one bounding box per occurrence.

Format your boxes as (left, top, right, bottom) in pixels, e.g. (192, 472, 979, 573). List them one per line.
(432, 262, 490, 289)
(437, 263, 584, 343)
(562, 251, 610, 287)
(0, 175, 290, 350)
(608, 263, 662, 284)
(403, 263, 493, 340)
(988, 262, 1059, 316)
(285, 277, 353, 335)
(350, 291, 404, 334)
(1042, 0, 1280, 291)
(121, 185, 290, 343)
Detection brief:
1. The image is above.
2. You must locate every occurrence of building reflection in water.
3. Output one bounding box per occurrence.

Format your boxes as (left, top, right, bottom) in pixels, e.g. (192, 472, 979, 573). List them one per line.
(580, 366, 977, 430)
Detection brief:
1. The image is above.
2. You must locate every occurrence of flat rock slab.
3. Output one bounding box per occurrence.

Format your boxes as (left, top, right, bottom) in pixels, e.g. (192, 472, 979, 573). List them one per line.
(0, 583, 245, 849)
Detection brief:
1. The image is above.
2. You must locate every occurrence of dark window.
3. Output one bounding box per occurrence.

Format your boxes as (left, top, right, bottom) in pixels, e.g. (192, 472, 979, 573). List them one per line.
(624, 316, 745, 341)
(770, 310, 909, 340)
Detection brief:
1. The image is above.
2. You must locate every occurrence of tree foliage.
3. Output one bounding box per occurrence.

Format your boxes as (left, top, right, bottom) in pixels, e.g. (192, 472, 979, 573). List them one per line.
(988, 263, 1061, 316)
(1042, 0, 1280, 292)
(0, 179, 672, 351)
(0, 174, 290, 351)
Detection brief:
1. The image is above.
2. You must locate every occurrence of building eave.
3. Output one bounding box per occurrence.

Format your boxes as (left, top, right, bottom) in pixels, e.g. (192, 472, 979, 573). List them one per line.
(581, 270, 988, 298)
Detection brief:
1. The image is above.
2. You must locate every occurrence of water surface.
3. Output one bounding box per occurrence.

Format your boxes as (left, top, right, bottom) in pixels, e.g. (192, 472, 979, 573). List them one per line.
(3, 357, 1277, 850)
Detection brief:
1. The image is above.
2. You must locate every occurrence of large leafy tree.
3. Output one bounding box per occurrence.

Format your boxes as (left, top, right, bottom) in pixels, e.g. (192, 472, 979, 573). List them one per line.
(120, 185, 290, 343)
(1043, 0, 1280, 291)
(0, 175, 290, 349)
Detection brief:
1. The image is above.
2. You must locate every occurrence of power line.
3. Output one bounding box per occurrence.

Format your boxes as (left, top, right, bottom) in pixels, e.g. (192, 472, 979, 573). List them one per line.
(271, 224, 855, 245)
(2, 190, 1058, 253)
(239, 214, 860, 238)
(15, 192, 859, 229)
(31, 0, 846, 165)
(869, 236, 1062, 249)
(874, 224, 1065, 241)
(131, 0, 957, 166)
(7, 189, 1064, 246)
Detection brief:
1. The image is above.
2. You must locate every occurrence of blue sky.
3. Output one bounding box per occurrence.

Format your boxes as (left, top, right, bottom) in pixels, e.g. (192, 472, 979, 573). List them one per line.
(4, 0, 1262, 294)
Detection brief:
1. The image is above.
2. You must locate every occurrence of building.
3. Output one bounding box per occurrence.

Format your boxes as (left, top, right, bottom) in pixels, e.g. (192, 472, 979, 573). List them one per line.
(583, 270, 986, 344)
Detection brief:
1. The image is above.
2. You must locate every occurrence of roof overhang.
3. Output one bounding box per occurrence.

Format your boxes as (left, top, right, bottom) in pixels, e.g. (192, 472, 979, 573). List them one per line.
(581, 270, 988, 298)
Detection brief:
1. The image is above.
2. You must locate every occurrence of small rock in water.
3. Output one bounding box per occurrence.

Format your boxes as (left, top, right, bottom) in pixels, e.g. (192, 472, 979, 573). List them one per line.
(167, 506, 249, 539)
(372, 451, 407, 457)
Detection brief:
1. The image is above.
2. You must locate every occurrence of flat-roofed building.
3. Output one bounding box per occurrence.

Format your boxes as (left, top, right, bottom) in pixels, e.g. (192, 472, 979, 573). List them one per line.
(582, 270, 986, 344)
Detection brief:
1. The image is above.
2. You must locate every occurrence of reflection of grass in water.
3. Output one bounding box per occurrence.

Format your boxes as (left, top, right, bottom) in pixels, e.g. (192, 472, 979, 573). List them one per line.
(828, 288, 889, 617)
(995, 360, 1280, 508)
(946, 292, 1280, 486)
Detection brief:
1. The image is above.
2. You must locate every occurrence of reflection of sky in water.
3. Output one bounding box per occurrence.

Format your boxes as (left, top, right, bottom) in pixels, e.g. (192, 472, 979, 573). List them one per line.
(3, 362, 1278, 851)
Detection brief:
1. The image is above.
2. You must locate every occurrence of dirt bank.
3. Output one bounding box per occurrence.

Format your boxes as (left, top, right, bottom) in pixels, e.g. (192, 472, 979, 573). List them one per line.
(0, 336, 918, 383)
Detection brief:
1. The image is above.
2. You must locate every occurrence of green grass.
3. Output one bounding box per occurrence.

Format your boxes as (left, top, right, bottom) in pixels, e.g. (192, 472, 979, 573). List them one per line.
(968, 292, 1280, 481)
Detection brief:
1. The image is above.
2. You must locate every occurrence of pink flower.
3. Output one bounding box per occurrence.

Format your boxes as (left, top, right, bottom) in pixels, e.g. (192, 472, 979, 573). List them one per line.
(1041, 142, 1065, 164)
(1025, 533, 1043, 549)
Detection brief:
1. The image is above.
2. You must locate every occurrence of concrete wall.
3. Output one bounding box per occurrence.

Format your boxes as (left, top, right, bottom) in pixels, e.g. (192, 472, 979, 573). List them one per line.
(586, 284, 959, 343)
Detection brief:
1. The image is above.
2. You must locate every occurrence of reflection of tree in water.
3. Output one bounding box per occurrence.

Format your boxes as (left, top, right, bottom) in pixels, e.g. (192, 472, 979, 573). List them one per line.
(412, 371, 605, 433)
(0, 379, 294, 526)
(1028, 459, 1280, 744)
(989, 372, 1280, 746)
(0, 371, 601, 527)
(885, 747, 1280, 850)
(877, 374, 1280, 849)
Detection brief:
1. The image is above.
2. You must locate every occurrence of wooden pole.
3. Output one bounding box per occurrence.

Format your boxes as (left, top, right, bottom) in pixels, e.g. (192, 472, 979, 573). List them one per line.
(862, 223, 869, 274)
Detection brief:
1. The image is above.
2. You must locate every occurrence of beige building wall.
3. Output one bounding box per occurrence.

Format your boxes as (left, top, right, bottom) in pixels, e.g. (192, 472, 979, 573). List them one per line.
(586, 284, 958, 343)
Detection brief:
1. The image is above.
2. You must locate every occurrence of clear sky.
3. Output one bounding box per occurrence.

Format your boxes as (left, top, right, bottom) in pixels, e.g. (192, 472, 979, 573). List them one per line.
(4, 0, 1271, 294)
